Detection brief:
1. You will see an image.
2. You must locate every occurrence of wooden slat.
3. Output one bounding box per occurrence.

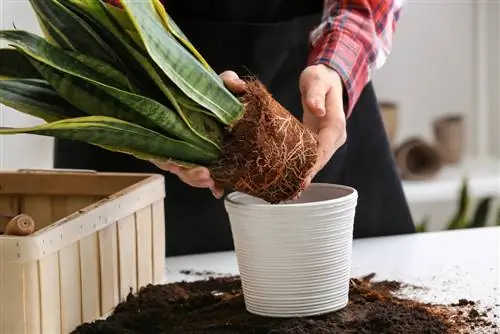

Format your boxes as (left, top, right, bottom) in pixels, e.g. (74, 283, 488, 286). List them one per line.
(151, 201, 166, 284)
(0, 173, 150, 196)
(0, 261, 26, 334)
(79, 234, 101, 322)
(39, 252, 61, 334)
(136, 207, 153, 288)
(0, 243, 3, 332)
(98, 223, 119, 314)
(24, 261, 41, 334)
(58, 196, 97, 330)
(117, 215, 137, 301)
(59, 243, 82, 333)
(32, 200, 61, 334)
(66, 196, 102, 323)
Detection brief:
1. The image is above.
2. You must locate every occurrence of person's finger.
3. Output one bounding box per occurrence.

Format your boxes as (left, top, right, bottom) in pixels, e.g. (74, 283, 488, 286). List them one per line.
(180, 175, 215, 188)
(219, 70, 246, 93)
(291, 190, 303, 201)
(149, 160, 174, 172)
(156, 163, 212, 183)
(303, 174, 313, 190)
(180, 166, 211, 181)
(300, 77, 329, 118)
(175, 168, 213, 186)
(150, 160, 215, 187)
(177, 168, 215, 189)
(210, 186, 224, 199)
(309, 91, 346, 177)
(324, 88, 347, 150)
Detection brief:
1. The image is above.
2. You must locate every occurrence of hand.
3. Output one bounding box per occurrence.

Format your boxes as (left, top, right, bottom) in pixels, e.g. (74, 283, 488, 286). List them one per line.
(150, 70, 247, 199)
(299, 64, 347, 189)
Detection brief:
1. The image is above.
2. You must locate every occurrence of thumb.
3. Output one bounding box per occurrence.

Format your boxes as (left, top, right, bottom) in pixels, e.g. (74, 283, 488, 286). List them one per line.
(301, 80, 329, 117)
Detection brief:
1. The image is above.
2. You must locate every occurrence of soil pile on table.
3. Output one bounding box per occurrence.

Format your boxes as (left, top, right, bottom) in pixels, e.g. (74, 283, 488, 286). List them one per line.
(72, 274, 498, 334)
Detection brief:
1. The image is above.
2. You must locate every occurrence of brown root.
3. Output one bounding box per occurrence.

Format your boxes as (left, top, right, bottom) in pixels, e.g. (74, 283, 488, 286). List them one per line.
(209, 80, 318, 204)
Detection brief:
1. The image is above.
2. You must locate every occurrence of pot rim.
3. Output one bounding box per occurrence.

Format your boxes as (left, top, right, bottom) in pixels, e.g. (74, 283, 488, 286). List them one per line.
(225, 183, 358, 209)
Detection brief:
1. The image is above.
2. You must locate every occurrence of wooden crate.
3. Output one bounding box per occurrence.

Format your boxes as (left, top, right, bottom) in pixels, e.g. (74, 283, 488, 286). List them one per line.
(0, 169, 166, 334)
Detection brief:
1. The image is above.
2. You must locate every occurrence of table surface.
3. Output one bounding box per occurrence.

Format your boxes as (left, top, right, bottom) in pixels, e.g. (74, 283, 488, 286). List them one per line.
(165, 227, 500, 323)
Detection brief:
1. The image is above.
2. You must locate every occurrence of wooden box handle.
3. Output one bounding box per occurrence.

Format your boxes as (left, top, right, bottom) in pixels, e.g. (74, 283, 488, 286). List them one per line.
(1, 214, 36, 236)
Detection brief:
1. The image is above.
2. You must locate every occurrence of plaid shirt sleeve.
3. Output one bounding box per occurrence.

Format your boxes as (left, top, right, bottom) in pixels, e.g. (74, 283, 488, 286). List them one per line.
(308, 0, 404, 118)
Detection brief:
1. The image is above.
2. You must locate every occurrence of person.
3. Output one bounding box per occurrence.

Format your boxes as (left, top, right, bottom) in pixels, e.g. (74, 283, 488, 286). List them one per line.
(54, 0, 416, 256)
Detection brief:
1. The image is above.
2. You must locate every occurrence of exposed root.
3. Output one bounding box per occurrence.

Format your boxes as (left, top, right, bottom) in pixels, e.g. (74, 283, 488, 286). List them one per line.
(209, 80, 318, 204)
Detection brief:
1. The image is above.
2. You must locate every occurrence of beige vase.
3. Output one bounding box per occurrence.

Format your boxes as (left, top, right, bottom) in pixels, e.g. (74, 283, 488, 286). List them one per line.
(379, 101, 398, 147)
(394, 137, 443, 181)
(433, 115, 464, 164)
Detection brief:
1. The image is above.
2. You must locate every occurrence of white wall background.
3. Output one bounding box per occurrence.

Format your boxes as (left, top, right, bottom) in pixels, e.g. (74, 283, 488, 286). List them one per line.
(373, 1, 476, 152)
(0, 0, 54, 170)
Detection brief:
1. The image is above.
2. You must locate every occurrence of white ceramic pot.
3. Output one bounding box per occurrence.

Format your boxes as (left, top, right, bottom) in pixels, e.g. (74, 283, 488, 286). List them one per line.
(224, 183, 358, 318)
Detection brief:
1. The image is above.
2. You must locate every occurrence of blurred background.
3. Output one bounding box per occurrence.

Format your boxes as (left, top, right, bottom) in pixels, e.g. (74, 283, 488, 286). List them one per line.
(1, 1, 499, 232)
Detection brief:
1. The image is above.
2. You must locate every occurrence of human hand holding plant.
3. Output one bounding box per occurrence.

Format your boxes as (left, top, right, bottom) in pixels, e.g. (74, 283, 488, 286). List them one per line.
(300, 64, 347, 189)
(154, 65, 347, 199)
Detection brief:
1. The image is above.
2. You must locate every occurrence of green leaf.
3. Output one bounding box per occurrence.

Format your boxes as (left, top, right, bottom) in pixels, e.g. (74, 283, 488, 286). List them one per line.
(29, 5, 225, 150)
(32, 4, 74, 49)
(0, 116, 217, 164)
(0, 30, 221, 152)
(34, 13, 62, 47)
(415, 215, 430, 233)
(150, 0, 218, 77)
(100, 0, 145, 49)
(469, 197, 492, 228)
(0, 48, 43, 80)
(36, 58, 221, 153)
(120, 0, 244, 125)
(29, 57, 221, 153)
(0, 30, 132, 91)
(60, 0, 168, 99)
(446, 178, 470, 230)
(0, 79, 85, 122)
(29, 60, 157, 127)
(28, 0, 122, 64)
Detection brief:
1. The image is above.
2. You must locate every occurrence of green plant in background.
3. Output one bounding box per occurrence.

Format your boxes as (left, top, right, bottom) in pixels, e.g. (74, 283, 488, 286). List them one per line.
(415, 215, 430, 233)
(415, 177, 500, 232)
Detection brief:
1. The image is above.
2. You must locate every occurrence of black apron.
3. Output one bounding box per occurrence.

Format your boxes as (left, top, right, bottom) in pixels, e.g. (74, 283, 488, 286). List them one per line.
(53, 0, 415, 257)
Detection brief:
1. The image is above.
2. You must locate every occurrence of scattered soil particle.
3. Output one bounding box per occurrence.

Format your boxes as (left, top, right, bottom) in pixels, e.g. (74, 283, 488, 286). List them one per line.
(179, 269, 226, 277)
(452, 299, 476, 307)
(71, 274, 498, 334)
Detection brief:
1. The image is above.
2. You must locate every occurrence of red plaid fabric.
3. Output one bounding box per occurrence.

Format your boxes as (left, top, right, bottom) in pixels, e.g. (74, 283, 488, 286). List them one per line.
(308, 0, 404, 118)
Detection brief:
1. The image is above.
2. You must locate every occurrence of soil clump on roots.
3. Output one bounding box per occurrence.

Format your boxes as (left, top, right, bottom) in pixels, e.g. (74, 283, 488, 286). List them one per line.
(209, 80, 318, 204)
(71, 274, 498, 334)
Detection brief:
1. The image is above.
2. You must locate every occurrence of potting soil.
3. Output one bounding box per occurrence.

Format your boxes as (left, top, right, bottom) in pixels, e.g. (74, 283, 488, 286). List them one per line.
(72, 273, 498, 334)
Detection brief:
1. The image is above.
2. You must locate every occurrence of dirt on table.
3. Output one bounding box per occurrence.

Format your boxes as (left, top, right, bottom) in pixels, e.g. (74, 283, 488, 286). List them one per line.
(72, 273, 498, 334)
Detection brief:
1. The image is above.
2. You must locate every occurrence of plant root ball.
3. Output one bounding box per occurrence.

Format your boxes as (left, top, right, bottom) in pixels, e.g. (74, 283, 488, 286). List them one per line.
(209, 80, 318, 204)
